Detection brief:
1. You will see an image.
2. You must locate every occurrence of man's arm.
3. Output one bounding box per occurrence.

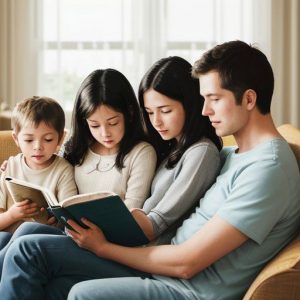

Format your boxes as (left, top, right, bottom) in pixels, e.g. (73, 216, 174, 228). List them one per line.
(67, 215, 248, 279)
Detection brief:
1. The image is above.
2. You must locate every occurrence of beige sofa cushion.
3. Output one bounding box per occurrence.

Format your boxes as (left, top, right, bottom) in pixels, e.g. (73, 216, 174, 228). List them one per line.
(0, 131, 19, 164)
(243, 236, 300, 300)
(278, 124, 300, 168)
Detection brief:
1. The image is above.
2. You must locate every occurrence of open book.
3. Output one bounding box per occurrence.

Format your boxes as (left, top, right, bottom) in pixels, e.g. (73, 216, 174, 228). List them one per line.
(5, 176, 149, 246)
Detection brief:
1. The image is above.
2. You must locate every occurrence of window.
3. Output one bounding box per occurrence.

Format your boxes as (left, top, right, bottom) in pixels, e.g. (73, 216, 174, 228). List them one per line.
(38, 0, 267, 111)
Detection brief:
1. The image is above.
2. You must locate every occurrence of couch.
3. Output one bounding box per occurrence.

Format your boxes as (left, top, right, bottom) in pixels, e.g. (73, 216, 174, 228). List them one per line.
(0, 124, 300, 299)
(0, 130, 19, 163)
(0, 111, 12, 131)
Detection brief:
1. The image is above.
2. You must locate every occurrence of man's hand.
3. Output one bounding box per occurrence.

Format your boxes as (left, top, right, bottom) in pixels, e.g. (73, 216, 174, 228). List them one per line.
(66, 218, 109, 256)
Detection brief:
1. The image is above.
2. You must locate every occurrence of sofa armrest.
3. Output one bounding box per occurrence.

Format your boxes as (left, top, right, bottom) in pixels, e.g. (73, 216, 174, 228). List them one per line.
(0, 130, 19, 164)
(243, 235, 300, 300)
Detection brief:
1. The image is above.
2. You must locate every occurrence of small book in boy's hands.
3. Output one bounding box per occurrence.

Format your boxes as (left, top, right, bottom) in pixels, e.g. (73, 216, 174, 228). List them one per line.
(5, 176, 149, 247)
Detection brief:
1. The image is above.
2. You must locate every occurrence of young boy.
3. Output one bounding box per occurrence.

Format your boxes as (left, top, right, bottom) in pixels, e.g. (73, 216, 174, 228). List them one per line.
(0, 96, 77, 246)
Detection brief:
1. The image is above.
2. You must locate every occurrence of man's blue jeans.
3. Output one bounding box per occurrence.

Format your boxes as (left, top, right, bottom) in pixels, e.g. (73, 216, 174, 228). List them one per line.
(0, 233, 189, 300)
(68, 277, 189, 300)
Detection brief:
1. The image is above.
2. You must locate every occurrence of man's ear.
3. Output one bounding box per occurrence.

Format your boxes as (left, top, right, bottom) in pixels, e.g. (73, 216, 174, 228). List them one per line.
(243, 89, 257, 111)
(12, 131, 20, 148)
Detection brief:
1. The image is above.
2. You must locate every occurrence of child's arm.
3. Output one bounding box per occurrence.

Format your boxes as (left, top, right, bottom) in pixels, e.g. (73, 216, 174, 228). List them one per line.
(123, 143, 157, 209)
(137, 142, 220, 240)
(56, 162, 78, 202)
(130, 208, 155, 240)
(0, 200, 40, 230)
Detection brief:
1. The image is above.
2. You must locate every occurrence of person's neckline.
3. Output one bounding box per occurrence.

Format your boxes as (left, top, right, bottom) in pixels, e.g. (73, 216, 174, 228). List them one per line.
(88, 148, 117, 158)
(232, 137, 285, 156)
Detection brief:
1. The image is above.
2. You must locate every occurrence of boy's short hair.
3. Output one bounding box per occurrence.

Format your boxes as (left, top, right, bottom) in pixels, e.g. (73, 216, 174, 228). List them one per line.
(11, 96, 65, 139)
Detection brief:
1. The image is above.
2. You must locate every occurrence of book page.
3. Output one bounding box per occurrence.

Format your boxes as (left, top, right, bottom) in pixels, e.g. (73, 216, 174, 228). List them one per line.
(61, 191, 116, 207)
(5, 177, 59, 207)
(6, 181, 49, 208)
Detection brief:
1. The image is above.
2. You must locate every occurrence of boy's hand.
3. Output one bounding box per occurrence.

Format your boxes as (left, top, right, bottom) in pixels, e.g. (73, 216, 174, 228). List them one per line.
(7, 199, 40, 221)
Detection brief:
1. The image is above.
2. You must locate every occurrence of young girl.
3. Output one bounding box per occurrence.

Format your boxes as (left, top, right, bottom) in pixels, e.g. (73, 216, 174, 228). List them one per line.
(0, 57, 223, 299)
(63, 68, 157, 208)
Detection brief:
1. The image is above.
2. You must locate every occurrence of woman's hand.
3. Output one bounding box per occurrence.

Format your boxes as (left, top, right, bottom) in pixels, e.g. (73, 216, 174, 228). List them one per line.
(38, 207, 58, 226)
(66, 218, 109, 256)
(130, 208, 155, 241)
(7, 199, 40, 221)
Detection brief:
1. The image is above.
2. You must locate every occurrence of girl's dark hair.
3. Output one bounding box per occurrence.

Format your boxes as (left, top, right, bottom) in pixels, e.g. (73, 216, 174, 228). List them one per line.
(64, 69, 147, 168)
(138, 56, 222, 169)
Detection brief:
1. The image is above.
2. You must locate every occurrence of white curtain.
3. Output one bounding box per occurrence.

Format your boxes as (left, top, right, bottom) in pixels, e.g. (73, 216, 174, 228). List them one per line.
(0, 0, 38, 108)
(271, 0, 300, 128)
(128, 0, 166, 90)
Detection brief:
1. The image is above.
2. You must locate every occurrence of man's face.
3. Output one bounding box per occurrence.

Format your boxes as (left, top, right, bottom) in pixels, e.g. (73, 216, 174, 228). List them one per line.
(199, 71, 249, 137)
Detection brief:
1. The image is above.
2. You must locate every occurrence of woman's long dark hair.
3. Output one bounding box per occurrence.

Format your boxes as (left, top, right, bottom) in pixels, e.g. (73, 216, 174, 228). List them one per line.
(138, 56, 222, 168)
(64, 69, 147, 169)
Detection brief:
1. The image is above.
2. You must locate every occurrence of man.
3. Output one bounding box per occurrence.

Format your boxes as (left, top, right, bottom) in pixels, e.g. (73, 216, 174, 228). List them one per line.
(1, 41, 299, 300)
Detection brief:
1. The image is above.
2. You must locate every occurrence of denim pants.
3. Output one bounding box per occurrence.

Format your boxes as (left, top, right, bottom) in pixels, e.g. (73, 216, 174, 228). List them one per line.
(0, 233, 190, 300)
(0, 222, 64, 278)
(0, 232, 12, 250)
(68, 277, 189, 300)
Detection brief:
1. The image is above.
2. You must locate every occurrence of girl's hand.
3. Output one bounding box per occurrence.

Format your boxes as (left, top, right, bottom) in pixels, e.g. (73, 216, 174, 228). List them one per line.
(39, 207, 58, 226)
(130, 208, 155, 240)
(7, 199, 40, 221)
(66, 218, 108, 256)
(46, 215, 58, 226)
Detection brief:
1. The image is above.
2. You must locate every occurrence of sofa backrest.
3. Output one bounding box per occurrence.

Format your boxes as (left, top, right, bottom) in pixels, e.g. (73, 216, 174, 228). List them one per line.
(0, 129, 70, 165)
(277, 124, 300, 169)
(0, 131, 19, 164)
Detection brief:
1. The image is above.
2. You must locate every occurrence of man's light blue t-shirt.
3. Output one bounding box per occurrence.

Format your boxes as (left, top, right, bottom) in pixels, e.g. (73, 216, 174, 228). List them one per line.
(154, 138, 300, 300)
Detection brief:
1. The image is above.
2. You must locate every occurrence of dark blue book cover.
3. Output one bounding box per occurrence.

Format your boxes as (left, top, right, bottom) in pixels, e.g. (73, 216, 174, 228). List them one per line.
(50, 195, 149, 247)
